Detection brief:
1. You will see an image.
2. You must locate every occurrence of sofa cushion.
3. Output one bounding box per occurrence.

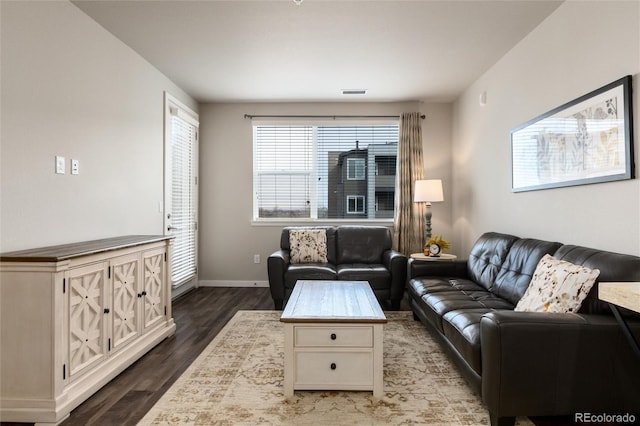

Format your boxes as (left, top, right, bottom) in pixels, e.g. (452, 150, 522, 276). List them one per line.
(493, 238, 563, 304)
(515, 254, 600, 313)
(421, 289, 514, 332)
(336, 264, 390, 290)
(442, 308, 492, 375)
(284, 264, 337, 289)
(289, 229, 328, 264)
(467, 232, 519, 291)
(407, 277, 512, 335)
(448, 279, 491, 292)
(408, 277, 485, 298)
(336, 225, 391, 264)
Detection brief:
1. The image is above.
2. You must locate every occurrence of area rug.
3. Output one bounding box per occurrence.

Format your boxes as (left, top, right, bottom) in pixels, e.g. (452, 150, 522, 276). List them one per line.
(139, 310, 533, 425)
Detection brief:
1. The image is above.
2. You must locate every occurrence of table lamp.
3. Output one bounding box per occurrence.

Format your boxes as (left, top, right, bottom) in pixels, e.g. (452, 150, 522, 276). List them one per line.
(414, 179, 444, 241)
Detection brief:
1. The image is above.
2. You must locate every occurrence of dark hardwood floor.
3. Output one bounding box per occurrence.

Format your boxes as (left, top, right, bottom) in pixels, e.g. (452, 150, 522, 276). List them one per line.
(2, 287, 594, 426)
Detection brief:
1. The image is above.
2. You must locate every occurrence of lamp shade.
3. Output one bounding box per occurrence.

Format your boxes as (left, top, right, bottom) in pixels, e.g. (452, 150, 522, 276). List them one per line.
(414, 179, 444, 203)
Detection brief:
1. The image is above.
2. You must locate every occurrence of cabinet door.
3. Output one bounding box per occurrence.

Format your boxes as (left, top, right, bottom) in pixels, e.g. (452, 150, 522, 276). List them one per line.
(110, 253, 141, 352)
(142, 248, 166, 332)
(68, 262, 108, 380)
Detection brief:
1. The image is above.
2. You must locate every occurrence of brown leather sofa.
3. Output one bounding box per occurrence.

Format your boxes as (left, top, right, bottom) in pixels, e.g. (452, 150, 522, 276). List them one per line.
(407, 232, 640, 426)
(268, 225, 407, 310)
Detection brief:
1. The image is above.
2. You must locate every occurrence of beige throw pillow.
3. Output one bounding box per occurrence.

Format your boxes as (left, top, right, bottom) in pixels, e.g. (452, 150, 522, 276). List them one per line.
(514, 254, 600, 313)
(289, 229, 328, 264)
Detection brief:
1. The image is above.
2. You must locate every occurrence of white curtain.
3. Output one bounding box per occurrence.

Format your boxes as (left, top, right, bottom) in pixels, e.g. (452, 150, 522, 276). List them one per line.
(393, 112, 425, 255)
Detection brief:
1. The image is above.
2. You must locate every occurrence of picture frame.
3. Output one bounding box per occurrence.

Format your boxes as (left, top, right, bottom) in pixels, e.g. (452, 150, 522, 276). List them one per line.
(511, 75, 634, 192)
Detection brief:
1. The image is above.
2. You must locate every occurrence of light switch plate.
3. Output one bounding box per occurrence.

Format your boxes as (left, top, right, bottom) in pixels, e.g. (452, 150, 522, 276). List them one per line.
(55, 156, 65, 174)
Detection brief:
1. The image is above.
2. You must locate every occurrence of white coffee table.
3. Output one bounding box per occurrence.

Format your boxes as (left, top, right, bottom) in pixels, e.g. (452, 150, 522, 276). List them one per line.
(280, 280, 387, 398)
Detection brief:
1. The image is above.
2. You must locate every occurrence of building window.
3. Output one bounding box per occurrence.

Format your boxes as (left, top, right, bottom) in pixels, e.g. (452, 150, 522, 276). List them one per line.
(347, 158, 365, 180)
(346, 195, 365, 214)
(253, 122, 399, 221)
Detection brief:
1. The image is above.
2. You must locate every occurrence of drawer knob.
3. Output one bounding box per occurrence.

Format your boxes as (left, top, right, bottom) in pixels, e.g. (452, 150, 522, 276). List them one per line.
(330, 333, 337, 340)
(330, 363, 337, 370)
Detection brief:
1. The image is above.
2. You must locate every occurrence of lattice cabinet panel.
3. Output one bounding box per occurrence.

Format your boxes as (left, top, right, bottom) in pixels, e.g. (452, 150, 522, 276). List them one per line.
(143, 248, 166, 331)
(111, 254, 141, 352)
(68, 262, 108, 378)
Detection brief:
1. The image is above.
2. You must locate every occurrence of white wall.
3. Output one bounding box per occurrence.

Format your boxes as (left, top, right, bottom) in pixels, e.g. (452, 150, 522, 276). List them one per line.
(452, 1, 640, 256)
(198, 101, 453, 284)
(0, 1, 197, 251)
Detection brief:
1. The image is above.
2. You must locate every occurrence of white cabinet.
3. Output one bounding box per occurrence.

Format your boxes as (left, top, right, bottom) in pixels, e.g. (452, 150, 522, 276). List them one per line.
(0, 236, 176, 425)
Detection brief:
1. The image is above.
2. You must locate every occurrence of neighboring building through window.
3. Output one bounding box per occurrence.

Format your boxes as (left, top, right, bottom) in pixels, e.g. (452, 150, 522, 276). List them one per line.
(253, 122, 399, 221)
(346, 195, 365, 214)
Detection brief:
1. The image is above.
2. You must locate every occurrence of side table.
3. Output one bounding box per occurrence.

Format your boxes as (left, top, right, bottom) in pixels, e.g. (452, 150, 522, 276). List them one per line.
(598, 282, 640, 360)
(410, 253, 457, 261)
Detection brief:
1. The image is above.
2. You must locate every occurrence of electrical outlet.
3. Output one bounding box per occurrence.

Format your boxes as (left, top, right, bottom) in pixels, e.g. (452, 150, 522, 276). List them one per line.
(71, 159, 79, 175)
(254, 254, 261, 264)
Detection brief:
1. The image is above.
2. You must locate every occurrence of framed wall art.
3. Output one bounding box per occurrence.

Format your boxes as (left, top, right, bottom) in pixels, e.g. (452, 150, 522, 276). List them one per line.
(511, 75, 634, 192)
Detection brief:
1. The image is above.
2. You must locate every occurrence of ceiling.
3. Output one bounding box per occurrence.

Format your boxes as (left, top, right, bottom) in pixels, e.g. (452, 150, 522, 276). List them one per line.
(72, 0, 562, 103)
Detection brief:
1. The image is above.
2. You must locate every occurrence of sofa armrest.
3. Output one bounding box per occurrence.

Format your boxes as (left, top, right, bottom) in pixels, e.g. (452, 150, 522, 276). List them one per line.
(267, 249, 290, 305)
(408, 257, 469, 279)
(382, 249, 407, 302)
(480, 311, 640, 418)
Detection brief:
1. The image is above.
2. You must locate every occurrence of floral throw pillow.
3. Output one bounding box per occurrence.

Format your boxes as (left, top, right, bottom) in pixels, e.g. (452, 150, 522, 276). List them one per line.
(289, 229, 328, 264)
(514, 254, 600, 313)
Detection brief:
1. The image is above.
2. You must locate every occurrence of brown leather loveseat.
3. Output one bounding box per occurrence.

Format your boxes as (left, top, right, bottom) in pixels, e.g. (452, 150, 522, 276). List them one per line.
(407, 232, 640, 426)
(268, 225, 407, 310)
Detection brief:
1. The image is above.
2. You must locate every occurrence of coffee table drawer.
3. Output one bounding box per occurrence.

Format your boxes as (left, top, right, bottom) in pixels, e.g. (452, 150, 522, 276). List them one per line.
(295, 326, 373, 347)
(294, 351, 373, 387)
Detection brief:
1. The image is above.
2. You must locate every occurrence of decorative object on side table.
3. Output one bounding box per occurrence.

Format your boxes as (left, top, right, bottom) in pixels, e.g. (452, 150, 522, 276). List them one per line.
(425, 235, 450, 257)
(414, 179, 444, 242)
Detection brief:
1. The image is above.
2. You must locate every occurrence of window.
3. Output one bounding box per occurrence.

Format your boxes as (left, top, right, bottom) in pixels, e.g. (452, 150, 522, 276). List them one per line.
(375, 192, 394, 213)
(347, 158, 365, 180)
(253, 122, 399, 221)
(346, 195, 365, 214)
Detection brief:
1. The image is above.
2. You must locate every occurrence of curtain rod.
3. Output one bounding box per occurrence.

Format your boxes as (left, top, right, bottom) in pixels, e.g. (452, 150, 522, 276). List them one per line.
(243, 114, 425, 120)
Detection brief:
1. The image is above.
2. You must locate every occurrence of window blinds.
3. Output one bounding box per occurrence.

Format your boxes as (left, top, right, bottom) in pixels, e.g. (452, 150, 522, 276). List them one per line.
(254, 123, 399, 220)
(170, 113, 197, 286)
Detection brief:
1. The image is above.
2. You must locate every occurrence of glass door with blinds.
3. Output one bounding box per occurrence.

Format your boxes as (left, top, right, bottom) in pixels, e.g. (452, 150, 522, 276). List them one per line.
(164, 93, 199, 289)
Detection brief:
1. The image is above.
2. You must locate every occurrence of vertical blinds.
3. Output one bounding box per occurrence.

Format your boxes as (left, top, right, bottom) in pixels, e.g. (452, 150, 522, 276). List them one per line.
(254, 123, 399, 220)
(170, 113, 197, 286)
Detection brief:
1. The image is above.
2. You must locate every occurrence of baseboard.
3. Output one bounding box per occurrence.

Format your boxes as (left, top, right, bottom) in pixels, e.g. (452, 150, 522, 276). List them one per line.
(171, 279, 197, 299)
(199, 280, 269, 288)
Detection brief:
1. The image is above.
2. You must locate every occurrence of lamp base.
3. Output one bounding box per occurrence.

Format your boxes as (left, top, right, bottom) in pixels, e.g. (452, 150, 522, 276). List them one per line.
(425, 203, 433, 242)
